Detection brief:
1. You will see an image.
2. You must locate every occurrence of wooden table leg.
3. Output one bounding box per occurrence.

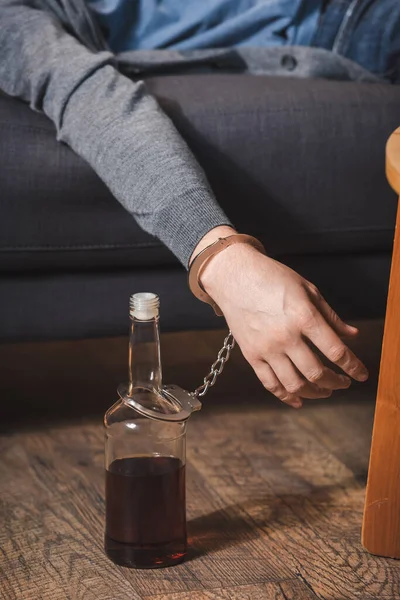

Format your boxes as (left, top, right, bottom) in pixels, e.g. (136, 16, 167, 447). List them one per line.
(362, 196, 400, 558)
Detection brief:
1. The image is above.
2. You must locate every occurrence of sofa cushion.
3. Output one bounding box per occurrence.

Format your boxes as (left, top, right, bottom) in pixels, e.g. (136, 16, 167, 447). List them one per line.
(0, 75, 399, 272)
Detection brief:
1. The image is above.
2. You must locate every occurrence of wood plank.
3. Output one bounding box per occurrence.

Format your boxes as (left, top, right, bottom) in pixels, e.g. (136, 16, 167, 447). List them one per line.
(143, 579, 318, 600)
(0, 427, 142, 600)
(362, 135, 400, 557)
(297, 397, 375, 484)
(362, 197, 400, 557)
(386, 128, 400, 194)
(186, 402, 400, 599)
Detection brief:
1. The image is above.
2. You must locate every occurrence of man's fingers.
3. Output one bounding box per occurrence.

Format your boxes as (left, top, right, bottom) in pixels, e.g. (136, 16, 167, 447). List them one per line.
(304, 315, 369, 382)
(268, 355, 333, 399)
(288, 343, 351, 390)
(312, 290, 359, 338)
(254, 361, 303, 408)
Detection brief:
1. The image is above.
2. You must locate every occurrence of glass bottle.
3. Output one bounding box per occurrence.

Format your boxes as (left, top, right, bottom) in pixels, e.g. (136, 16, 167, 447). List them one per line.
(104, 293, 199, 569)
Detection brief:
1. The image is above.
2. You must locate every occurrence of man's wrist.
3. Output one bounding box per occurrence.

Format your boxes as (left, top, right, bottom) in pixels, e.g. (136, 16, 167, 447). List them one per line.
(189, 227, 264, 304)
(200, 242, 259, 299)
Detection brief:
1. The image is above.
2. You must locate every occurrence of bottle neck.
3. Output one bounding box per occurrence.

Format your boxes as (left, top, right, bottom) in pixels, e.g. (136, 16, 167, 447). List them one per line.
(128, 316, 162, 393)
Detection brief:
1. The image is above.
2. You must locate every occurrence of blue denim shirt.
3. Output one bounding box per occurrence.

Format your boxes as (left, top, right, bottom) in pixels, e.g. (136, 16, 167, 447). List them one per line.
(88, 0, 400, 82)
(88, 0, 323, 54)
(313, 0, 400, 82)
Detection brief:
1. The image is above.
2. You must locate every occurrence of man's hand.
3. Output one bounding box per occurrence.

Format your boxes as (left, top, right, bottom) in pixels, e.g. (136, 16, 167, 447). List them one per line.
(191, 227, 368, 408)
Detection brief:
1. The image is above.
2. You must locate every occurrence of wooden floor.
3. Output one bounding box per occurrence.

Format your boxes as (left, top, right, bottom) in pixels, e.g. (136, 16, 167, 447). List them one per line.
(1, 320, 400, 600)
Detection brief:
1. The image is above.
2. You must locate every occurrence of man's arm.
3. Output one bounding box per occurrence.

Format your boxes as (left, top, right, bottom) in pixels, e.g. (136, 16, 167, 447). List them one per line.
(0, 0, 369, 406)
(0, 0, 231, 266)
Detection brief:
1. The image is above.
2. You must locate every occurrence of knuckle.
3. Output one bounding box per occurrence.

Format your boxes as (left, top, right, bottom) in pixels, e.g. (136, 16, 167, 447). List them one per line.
(307, 368, 324, 384)
(244, 349, 260, 366)
(280, 393, 294, 404)
(273, 327, 292, 346)
(346, 362, 362, 376)
(328, 345, 347, 363)
(297, 307, 318, 330)
(264, 382, 281, 395)
(285, 381, 304, 395)
(308, 283, 320, 297)
(248, 356, 261, 369)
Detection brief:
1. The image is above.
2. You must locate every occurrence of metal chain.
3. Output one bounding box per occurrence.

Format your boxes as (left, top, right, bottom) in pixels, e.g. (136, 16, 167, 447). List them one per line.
(193, 330, 235, 398)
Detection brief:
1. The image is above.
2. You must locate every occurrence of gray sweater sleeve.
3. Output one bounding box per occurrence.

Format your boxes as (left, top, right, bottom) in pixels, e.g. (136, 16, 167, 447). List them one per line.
(0, 0, 232, 267)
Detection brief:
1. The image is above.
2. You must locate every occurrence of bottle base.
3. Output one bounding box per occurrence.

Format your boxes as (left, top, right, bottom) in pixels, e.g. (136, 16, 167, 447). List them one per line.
(104, 535, 186, 569)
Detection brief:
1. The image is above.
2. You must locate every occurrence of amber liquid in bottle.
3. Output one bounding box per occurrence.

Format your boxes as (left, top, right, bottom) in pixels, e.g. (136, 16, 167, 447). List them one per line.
(105, 455, 186, 568)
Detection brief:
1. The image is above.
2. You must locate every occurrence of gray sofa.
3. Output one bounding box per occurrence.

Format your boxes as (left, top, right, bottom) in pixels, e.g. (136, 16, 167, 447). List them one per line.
(1, 75, 399, 341)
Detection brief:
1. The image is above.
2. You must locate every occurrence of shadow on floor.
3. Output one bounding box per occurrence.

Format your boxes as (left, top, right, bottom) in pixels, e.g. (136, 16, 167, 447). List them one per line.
(186, 476, 362, 561)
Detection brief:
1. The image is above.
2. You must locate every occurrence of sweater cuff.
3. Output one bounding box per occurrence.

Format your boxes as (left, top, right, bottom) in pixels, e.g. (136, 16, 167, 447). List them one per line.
(150, 187, 233, 268)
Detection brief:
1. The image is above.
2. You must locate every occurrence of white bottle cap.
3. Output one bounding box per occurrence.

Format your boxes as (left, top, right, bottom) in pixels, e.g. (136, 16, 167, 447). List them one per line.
(129, 292, 160, 320)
